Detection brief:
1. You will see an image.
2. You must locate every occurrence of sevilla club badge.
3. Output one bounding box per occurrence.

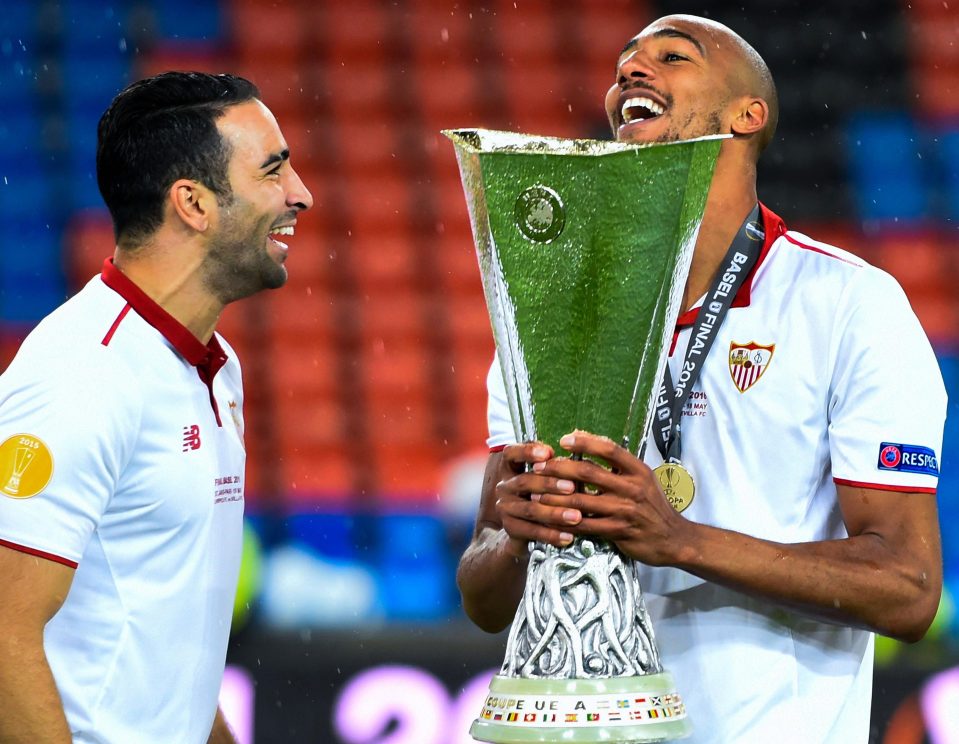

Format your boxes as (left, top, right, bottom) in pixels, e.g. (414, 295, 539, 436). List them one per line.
(728, 342, 775, 393)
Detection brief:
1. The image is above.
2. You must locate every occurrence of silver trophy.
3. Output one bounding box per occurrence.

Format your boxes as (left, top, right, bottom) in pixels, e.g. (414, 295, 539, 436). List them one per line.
(446, 129, 725, 742)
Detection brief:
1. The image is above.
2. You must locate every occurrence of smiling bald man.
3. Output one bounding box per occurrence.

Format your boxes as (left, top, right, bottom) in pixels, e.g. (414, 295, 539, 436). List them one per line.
(459, 15, 946, 743)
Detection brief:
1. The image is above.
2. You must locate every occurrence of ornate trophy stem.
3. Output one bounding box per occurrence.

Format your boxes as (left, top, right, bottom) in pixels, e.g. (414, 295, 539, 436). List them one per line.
(445, 129, 725, 742)
(504, 539, 661, 679)
(473, 536, 687, 743)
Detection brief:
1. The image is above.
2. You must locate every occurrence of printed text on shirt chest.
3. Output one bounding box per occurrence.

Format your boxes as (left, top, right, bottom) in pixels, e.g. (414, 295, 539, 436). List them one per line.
(681, 390, 709, 418)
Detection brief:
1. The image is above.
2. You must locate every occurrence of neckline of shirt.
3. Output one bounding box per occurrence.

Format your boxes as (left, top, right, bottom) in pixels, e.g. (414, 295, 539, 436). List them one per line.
(99, 258, 228, 385)
(674, 202, 786, 330)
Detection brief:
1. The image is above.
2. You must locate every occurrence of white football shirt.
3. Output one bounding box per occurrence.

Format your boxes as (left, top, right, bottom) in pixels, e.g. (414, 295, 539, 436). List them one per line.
(486, 204, 947, 743)
(0, 259, 246, 743)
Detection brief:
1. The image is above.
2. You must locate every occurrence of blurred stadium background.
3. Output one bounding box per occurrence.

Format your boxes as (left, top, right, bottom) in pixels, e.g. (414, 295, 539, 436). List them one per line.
(2, 0, 959, 741)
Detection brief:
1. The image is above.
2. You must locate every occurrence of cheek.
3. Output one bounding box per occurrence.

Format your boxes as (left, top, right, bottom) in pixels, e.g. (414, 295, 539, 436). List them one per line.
(604, 85, 620, 124)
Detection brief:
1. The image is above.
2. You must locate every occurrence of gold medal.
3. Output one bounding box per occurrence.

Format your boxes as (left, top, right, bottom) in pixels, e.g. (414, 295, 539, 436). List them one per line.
(653, 462, 695, 513)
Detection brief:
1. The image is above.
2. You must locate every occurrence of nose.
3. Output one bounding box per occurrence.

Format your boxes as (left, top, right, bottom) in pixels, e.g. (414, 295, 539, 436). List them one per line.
(286, 167, 314, 211)
(616, 49, 655, 87)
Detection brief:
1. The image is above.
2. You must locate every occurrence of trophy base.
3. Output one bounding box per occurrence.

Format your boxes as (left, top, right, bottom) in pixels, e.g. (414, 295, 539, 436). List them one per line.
(470, 672, 691, 743)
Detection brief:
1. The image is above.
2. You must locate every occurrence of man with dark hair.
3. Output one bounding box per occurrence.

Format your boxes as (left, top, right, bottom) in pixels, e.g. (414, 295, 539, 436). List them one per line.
(97, 73, 259, 246)
(0, 71, 312, 743)
(458, 15, 945, 742)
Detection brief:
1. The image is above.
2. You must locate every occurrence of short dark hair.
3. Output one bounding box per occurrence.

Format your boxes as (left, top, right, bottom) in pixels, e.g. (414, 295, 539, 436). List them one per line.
(96, 71, 260, 246)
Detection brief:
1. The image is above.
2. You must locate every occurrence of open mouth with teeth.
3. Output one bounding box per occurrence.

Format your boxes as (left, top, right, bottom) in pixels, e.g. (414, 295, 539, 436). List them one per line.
(268, 225, 294, 250)
(622, 96, 665, 125)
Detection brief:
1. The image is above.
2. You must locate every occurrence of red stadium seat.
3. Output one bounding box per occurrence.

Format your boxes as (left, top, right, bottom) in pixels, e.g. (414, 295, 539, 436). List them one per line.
(449, 349, 496, 448)
(335, 120, 408, 176)
(280, 444, 357, 506)
(348, 234, 421, 292)
(365, 387, 436, 444)
(269, 338, 340, 398)
(446, 292, 492, 344)
(874, 231, 952, 296)
(445, 290, 496, 447)
(233, 59, 311, 121)
(322, 59, 396, 121)
(371, 445, 444, 503)
(340, 171, 413, 234)
(912, 64, 959, 120)
(63, 211, 114, 292)
(274, 389, 347, 451)
(491, 0, 562, 65)
(358, 333, 434, 396)
(259, 280, 339, 332)
(433, 229, 484, 292)
(319, 2, 391, 63)
(494, 58, 584, 138)
(906, 16, 959, 69)
(230, 1, 308, 64)
(411, 64, 485, 127)
(407, 0, 475, 69)
(907, 293, 959, 347)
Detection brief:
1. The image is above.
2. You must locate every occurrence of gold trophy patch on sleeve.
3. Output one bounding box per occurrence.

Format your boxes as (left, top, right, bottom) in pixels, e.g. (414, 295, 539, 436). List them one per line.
(0, 434, 54, 499)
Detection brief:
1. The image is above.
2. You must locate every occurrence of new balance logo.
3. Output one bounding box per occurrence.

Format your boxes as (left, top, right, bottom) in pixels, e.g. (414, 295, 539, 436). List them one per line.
(182, 425, 201, 452)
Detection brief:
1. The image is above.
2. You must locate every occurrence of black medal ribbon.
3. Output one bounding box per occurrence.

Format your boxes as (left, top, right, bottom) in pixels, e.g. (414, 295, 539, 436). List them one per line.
(650, 204, 764, 464)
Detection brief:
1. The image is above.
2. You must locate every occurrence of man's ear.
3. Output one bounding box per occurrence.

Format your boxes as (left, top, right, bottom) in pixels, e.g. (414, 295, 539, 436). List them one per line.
(730, 97, 769, 139)
(168, 179, 214, 233)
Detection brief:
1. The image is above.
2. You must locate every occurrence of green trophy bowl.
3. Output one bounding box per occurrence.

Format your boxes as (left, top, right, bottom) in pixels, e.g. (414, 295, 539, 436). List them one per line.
(445, 129, 724, 743)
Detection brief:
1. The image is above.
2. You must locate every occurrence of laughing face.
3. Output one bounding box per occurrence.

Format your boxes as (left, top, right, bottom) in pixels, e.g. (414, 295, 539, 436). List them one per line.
(202, 99, 313, 303)
(605, 17, 736, 145)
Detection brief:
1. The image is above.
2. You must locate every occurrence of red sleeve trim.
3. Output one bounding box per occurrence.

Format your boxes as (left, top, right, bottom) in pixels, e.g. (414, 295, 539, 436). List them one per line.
(833, 478, 937, 495)
(489, 444, 507, 453)
(0, 539, 78, 569)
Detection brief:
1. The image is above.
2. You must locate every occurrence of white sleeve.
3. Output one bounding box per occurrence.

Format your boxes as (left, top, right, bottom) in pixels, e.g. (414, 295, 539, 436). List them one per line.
(828, 268, 946, 492)
(486, 351, 518, 449)
(0, 343, 141, 565)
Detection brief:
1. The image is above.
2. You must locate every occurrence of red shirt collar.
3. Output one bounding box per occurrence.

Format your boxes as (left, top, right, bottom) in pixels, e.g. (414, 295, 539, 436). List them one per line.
(100, 258, 228, 381)
(674, 202, 786, 329)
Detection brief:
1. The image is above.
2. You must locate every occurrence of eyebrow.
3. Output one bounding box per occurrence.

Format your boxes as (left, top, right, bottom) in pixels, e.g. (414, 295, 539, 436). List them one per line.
(259, 148, 290, 169)
(620, 28, 707, 59)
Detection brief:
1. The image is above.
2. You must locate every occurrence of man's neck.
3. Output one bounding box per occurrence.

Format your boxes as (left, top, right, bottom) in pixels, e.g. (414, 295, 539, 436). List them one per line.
(113, 237, 223, 344)
(682, 163, 758, 313)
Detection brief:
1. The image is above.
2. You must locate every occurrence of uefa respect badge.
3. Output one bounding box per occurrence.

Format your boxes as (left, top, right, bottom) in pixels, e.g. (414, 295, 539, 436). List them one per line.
(877, 442, 939, 476)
